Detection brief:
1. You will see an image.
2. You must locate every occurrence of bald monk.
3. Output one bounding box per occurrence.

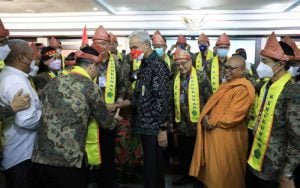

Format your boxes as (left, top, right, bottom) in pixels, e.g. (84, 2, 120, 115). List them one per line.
(189, 55, 255, 188)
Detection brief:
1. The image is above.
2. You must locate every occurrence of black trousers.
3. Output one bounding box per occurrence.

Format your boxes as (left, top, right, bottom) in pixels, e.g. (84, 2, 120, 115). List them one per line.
(95, 128, 116, 188)
(34, 163, 88, 188)
(4, 160, 37, 188)
(177, 135, 196, 175)
(245, 167, 279, 188)
(141, 135, 165, 188)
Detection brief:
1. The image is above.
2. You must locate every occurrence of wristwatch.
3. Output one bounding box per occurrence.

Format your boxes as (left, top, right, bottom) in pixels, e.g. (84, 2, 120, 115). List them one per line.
(159, 125, 167, 131)
(284, 173, 294, 180)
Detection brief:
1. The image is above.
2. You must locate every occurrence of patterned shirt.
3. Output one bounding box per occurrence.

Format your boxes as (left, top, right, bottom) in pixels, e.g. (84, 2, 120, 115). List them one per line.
(97, 54, 131, 100)
(32, 73, 115, 168)
(251, 80, 300, 181)
(131, 51, 171, 136)
(173, 71, 212, 137)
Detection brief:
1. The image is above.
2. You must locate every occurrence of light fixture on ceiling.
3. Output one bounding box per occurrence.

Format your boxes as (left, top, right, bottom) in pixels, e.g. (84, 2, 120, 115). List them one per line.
(93, 7, 99, 11)
(190, 6, 201, 10)
(25, 9, 36, 13)
(182, 14, 206, 31)
(118, 6, 129, 11)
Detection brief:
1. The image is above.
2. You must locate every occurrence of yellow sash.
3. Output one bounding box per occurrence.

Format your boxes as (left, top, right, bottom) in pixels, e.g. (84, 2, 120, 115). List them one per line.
(211, 56, 220, 93)
(133, 59, 141, 71)
(48, 71, 56, 79)
(248, 73, 291, 171)
(29, 77, 36, 91)
(0, 60, 5, 70)
(105, 53, 116, 104)
(131, 59, 141, 89)
(174, 67, 200, 123)
(85, 119, 102, 165)
(247, 94, 259, 130)
(70, 66, 102, 165)
(117, 51, 123, 61)
(61, 69, 69, 75)
(164, 55, 171, 71)
(195, 50, 213, 71)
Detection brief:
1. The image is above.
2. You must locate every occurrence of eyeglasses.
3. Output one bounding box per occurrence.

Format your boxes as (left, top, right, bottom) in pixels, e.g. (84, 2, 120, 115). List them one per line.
(175, 61, 189, 67)
(224, 65, 240, 71)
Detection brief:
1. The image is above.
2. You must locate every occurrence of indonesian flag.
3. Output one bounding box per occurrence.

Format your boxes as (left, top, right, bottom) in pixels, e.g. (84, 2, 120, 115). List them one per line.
(81, 25, 89, 48)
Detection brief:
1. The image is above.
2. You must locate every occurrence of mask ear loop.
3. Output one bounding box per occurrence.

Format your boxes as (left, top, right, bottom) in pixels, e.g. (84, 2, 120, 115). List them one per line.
(271, 61, 284, 75)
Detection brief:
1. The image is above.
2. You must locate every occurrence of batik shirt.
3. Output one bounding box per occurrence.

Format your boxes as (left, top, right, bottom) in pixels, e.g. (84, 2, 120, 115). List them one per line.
(131, 51, 171, 136)
(251, 80, 300, 181)
(32, 73, 114, 168)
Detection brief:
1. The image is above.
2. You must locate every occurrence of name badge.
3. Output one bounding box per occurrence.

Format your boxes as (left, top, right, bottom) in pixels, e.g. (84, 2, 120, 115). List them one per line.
(180, 93, 185, 103)
(99, 76, 106, 87)
(142, 85, 145, 96)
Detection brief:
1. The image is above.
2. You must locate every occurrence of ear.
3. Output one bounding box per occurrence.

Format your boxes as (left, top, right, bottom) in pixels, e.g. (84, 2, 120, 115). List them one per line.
(18, 54, 26, 63)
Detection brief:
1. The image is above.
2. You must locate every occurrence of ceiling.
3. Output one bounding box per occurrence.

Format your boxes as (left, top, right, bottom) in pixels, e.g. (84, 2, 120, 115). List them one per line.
(0, 0, 298, 13)
(0, 0, 299, 37)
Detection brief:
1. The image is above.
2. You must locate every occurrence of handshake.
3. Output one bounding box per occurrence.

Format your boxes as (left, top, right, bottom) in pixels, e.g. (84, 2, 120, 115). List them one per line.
(106, 98, 131, 121)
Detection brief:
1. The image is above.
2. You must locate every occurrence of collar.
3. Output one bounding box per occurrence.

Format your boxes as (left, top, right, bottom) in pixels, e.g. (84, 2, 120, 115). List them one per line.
(143, 51, 157, 65)
(4, 66, 29, 78)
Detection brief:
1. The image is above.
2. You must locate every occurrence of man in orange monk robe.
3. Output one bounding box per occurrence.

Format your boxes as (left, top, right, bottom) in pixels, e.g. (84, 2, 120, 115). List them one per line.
(189, 55, 255, 188)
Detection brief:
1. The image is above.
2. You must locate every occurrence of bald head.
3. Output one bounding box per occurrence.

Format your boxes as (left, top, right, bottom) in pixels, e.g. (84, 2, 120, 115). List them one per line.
(5, 39, 33, 73)
(224, 55, 246, 81)
(228, 55, 246, 71)
(5, 39, 33, 65)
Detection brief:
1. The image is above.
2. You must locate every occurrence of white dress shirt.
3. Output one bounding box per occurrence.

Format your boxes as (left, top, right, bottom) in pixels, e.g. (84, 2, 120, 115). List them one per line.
(0, 66, 42, 170)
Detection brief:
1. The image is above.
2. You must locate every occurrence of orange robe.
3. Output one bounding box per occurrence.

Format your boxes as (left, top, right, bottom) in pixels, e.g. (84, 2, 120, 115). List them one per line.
(189, 78, 255, 188)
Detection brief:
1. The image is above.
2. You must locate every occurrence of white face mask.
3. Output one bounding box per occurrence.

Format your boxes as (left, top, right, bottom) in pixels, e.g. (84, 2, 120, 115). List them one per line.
(256, 62, 274, 79)
(49, 59, 61, 70)
(288, 66, 300, 77)
(56, 48, 62, 54)
(136, 53, 144, 61)
(0, 44, 11, 60)
(29, 61, 39, 76)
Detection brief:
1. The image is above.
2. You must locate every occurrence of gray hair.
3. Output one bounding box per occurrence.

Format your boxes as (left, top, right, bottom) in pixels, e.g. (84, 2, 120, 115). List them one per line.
(128, 30, 151, 45)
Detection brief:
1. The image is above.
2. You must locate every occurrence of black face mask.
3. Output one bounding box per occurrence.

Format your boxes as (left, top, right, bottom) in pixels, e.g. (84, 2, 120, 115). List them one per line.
(178, 44, 186, 50)
(199, 45, 208, 53)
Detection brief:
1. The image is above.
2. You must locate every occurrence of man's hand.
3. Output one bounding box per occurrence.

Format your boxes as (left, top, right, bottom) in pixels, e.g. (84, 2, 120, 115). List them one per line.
(115, 99, 131, 109)
(202, 115, 214, 130)
(157, 130, 168, 148)
(11, 89, 31, 112)
(106, 103, 118, 113)
(280, 175, 295, 188)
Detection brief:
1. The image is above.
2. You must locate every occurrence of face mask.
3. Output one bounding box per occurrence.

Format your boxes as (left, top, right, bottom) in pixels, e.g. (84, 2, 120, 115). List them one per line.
(256, 62, 274, 79)
(130, 49, 144, 60)
(154, 47, 164, 57)
(178, 44, 186, 50)
(49, 59, 61, 70)
(0, 44, 11, 60)
(199, 45, 208, 53)
(56, 48, 62, 54)
(29, 61, 39, 76)
(288, 66, 300, 77)
(217, 48, 228, 58)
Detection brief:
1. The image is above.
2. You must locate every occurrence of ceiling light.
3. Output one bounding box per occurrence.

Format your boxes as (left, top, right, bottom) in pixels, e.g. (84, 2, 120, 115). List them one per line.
(190, 6, 201, 10)
(264, 3, 283, 10)
(118, 7, 129, 11)
(93, 7, 99, 11)
(25, 9, 36, 13)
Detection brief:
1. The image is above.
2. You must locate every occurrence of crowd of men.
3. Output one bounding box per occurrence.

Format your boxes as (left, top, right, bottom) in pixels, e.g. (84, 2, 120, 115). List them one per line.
(0, 18, 299, 188)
